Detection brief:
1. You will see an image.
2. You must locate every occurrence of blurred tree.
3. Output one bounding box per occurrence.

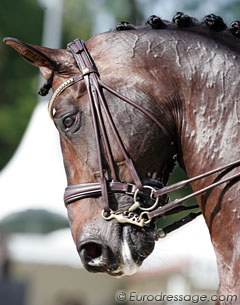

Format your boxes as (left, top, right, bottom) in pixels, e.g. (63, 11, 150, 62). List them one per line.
(62, 0, 143, 44)
(62, 0, 93, 43)
(104, 0, 144, 24)
(0, 0, 43, 170)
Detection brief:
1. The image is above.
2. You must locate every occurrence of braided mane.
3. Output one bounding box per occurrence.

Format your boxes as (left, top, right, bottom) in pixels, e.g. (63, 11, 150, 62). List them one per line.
(116, 12, 240, 39)
(39, 12, 240, 97)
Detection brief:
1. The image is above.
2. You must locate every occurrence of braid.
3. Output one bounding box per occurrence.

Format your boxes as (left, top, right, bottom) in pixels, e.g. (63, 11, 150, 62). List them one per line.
(202, 14, 227, 31)
(146, 15, 167, 29)
(172, 12, 195, 27)
(230, 21, 240, 38)
(116, 21, 136, 31)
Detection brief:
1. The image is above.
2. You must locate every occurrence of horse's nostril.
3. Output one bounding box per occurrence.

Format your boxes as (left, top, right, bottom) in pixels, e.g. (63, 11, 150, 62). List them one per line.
(78, 240, 118, 273)
(82, 242, 103, 260)
(79, 240, 107, 272)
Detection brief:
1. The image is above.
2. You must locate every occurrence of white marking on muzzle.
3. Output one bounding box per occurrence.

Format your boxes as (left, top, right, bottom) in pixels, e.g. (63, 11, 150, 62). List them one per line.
(120, 235, 139, 276)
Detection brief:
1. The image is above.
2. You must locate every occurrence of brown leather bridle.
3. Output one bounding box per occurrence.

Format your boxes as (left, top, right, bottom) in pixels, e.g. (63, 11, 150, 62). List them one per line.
(49, 38, 240, 234)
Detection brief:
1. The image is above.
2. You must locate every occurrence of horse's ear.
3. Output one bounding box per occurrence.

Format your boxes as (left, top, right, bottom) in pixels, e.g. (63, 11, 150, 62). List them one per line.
(3, 37, 76, 79)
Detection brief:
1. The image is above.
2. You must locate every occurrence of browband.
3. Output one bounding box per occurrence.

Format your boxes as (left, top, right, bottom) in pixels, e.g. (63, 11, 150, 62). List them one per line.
(48, 76, 83, 119)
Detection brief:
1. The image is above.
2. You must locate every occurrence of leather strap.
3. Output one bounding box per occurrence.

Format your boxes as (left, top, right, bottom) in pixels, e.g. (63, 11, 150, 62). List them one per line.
(153, 159, 240, 198)
(67, 39, 146, 211)
(149, 171, 240, 219)
(64, 181, 137, 205)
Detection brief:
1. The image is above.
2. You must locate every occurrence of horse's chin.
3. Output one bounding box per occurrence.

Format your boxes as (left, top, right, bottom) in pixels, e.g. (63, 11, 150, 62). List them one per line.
(107, 227, 140, 277)
(107, 224, 156, 277)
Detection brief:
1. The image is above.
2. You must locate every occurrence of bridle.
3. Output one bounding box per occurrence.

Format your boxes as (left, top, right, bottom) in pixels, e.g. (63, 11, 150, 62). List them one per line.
(49, 38, 240, 235)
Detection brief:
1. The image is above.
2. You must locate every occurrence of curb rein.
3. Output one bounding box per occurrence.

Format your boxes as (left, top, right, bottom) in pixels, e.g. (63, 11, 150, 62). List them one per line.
(48, 38, 240, 236)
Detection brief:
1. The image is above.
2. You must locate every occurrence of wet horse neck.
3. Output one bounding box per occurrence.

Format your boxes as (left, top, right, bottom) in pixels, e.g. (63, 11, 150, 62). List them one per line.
(177, 34, 240, 294)
(178, 34, 240, 223)
(179, 38, 240, 179)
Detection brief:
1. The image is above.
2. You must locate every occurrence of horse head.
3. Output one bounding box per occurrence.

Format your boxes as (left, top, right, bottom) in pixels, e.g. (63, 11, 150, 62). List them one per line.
(4, 31, 178, 275)
(4, 13, 240, 297)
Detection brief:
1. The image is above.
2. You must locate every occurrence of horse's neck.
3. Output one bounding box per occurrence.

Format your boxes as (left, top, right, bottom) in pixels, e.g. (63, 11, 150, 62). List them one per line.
(175, 45, 240, 293)
(180, 48, 240, 178)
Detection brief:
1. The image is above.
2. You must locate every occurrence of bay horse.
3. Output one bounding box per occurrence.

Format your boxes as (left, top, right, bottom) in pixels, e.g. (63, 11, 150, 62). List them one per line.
(4, 12, 240, 303)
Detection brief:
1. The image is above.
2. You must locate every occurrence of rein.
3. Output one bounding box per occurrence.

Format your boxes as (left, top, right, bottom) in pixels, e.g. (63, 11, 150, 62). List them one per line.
(49, 38, 240, 234)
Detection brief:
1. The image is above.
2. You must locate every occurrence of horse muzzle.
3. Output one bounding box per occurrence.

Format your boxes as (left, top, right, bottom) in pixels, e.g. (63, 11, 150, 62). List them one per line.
(77, 221, 156, 276)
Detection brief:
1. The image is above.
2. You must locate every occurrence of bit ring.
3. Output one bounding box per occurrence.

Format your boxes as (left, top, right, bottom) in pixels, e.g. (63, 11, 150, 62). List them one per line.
(133, 185, 159, 211)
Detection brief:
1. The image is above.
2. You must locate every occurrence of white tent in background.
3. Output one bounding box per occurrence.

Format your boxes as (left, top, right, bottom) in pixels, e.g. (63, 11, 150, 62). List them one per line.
(0, 101, 67, 220)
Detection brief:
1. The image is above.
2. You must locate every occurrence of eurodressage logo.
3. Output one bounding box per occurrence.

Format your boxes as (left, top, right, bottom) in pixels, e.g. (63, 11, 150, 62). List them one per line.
(114, 291, 238, 304)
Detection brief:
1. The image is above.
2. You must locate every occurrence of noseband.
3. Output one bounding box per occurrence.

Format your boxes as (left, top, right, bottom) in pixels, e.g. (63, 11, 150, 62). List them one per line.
(49, 38, 240, 234)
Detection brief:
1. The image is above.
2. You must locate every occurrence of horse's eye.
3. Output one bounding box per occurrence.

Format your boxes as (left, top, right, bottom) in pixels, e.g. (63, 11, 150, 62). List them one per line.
(63, 114, 77, 130)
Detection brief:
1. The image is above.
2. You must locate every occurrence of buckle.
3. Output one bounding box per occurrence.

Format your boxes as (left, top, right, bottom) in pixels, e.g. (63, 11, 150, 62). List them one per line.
(125, 183, 138, 195)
